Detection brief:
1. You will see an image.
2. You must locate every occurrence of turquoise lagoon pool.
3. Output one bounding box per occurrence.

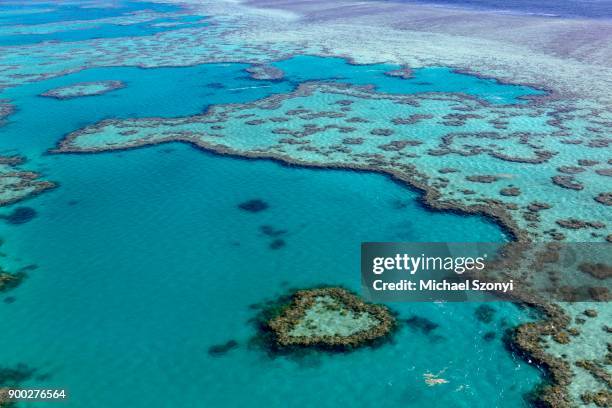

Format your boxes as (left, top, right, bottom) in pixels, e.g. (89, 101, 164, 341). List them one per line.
(0, 145, 542, 407)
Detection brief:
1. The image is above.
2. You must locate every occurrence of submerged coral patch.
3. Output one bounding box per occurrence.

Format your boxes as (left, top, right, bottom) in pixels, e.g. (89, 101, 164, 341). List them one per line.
(0, 271, 25, 293)
(0, 362, 47, 406)
(474, 305, 496, 324)
(595, 192, 612, 206)
(3, 296, 16, 304)
(208, 340, 239, 356)
(269, 238, 286, 250)
(578, 263, 612, 280)
(405, 315, 439, 334)
(483, 331, 496, 342)
(246, 64, 284, 81)
(41, 80, 125, 100)
(0, 207, 37, 225)
(259, 225, 287, 237)
(0, 100, 15, 126)
(238, 199, 268, 213)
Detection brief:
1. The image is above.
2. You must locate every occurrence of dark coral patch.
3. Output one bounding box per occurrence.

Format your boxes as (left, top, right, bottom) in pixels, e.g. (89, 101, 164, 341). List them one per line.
(269, 239, 286, 250)
(259, 225, 287, 237)
(342, 137, 363, 145)
(370, 128, 394, 136)
(1, 207, 37, 225)
(466, 175, 500, 183)
(405, 315, 439, 334)
(581, 390, 611, 407)
(552, 175, 583, 191)
(557, 166, 584, 174)
(474, 305, 496, 323)
(556, 218, 605, 230)
(596, 168, 612, 177)
(483, 331, 497, 342)
(391, 114, 433, 125)
(594, 192, 612, 206)
(390, 199, 409, 209)
(0, 272, 26, 293)
(578, 263, 612, 280)
(438, 168, 459, 174)
(238, 199, 269, 213)
(208, 340, 239, 356)
(0, 363, 39, 388)
(500, 187, 521, 197)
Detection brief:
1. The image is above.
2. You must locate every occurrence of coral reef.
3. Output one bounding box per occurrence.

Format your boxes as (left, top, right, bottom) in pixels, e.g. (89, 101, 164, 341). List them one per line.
(41, 80, 125, 99)
(246, 64, 284, 80)
(52, 80, 610, 245)
(265, 287, 395, 350)
(505, 302, 574, 408)
(0, 272, 25, 293)
(0, 100, 14, 126)
(0, 156, 56, 207)
(0, 363, 40, 408)
(581, 390, 611, 407)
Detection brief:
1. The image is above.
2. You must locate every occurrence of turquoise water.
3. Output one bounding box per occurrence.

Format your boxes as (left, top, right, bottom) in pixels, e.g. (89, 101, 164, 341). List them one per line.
(273, 55, 546, 104)
(0, 15, 206, 46)
(0, 1, 180, 26)
(0, 145, 541, 407)
(0, 4, 544, 407)
(0, 54, 541, 157)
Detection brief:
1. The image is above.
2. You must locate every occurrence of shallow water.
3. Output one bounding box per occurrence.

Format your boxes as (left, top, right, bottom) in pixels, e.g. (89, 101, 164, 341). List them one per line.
(0, 3, 544, 407)
(389, 0, 612, 19)
(273, 55, 544, 104)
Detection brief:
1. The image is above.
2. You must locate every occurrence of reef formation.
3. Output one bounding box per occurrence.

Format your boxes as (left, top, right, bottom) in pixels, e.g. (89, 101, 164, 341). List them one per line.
(41, 80, 125, 99)
(266, 287, 395, 350)
(0, 156, 56, 207)
(54, 81, 611, 244)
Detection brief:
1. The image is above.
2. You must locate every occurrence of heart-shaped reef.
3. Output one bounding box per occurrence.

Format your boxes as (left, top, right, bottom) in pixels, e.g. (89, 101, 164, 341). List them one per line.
(268, 287, 395, 350)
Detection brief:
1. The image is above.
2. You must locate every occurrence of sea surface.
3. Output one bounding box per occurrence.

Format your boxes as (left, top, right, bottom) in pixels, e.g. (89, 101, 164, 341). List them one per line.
(0, 2, 544, 407)
(392, 0, 612, 19)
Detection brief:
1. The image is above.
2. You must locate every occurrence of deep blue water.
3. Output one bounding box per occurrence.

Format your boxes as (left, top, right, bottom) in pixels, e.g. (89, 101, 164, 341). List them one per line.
(0, 3, 545, 407)
(390, 0, 612, 18)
